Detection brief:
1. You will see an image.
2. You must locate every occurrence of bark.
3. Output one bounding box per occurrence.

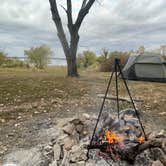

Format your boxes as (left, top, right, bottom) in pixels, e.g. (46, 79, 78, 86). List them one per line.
(49, 0, 96, 77)
(67, 32, 79, 77)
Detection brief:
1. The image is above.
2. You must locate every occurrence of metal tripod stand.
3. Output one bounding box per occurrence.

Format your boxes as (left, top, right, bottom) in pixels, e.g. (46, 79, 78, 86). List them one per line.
(87, 58, 147, 159)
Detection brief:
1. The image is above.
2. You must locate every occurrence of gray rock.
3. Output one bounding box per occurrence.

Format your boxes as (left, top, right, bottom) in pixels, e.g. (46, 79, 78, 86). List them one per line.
(96, 159, 111, 166)
(3, 148, 42, 166)
(51, 138, 57, 145)
(44, 145, 52, 152)
(64, 136, 77, 151)
(57, 133, 68, 144)
(70, 118, 82, 125)
(120, 109, 137, 118)
(76, 124, 83, 133)
(82, 113, 90, 119)
(79, 113, 90, 123)
(0, 103, 4, 107)
(1, 119, 6, 123)
(49, 160, 57, 166)
(69, 164, 77, 166)
(53, 144, 61, 161)
(70, 145, 87, 163)
(156, 129, 166, 138)
(62, 123, 75, 135)
(76, 161, 86, 166)
(85, 160, 96, 166)
(151, 160, 164, 166)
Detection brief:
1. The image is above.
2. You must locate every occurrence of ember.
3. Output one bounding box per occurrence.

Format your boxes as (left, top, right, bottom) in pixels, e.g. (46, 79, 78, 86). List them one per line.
(137, 135, 145, 143)
(105, 129, 124, 143)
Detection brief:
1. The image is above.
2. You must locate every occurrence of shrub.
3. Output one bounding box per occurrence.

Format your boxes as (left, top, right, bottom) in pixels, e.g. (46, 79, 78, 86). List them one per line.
(3, 58, 25, 68)
(0, 51, 7, 66)
(0, 51, 25, 68)
(77, 50, 96, 68)
(99, 51, 130, 72)
(97, 48, 109, 64)
(25, 44, 53, 69)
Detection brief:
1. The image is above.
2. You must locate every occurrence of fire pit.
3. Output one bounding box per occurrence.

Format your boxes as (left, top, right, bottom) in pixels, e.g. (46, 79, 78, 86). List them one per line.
(87, 108, 146, 163)
(86, 59, 166, 165)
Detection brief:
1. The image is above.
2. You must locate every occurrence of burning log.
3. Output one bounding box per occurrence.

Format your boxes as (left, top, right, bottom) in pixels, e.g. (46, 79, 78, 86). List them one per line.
(87, 138, 166, 165)
(121, 138, 166, 164)
(87, 138, 166, 164)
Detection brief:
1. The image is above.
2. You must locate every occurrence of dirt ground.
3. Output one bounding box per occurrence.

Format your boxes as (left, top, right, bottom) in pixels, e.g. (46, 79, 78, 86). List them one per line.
(0, 70, 166, 164)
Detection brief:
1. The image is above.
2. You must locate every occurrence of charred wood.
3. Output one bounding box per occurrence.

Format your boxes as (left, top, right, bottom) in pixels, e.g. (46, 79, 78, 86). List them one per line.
(121, 138, 166, 164)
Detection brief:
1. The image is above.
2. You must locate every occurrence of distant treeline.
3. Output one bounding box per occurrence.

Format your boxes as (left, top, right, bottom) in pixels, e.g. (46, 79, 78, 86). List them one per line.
(0, 45, 130, 71)
(77, 49, 130, 72)
(0, 51, 26, 68)
(0, 44, 52, 69)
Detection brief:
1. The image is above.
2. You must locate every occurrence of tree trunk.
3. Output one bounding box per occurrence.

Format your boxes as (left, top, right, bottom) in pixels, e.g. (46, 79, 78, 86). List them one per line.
(66, 54, 78, 77)
(66, 32, 79, 77)
(49, 0, 96, 77)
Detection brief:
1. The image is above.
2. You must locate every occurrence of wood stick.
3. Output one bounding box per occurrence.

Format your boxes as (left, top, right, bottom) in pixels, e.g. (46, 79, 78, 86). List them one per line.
(97, 94, 143, 103)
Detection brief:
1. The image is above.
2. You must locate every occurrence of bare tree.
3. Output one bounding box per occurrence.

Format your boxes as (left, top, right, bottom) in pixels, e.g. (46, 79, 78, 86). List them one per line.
(49, 0, 96, 76)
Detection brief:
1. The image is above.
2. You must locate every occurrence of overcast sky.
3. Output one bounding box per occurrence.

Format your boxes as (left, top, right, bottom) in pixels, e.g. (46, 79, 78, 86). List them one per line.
(0, 0, 166, 58)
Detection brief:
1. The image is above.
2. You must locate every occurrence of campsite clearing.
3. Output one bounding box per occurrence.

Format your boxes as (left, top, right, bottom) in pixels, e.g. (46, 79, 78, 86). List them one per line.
(0, 69, 166, 163)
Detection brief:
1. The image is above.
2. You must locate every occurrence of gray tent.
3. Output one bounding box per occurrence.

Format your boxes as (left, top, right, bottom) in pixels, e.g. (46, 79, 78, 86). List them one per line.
(122, 52, 166, 82)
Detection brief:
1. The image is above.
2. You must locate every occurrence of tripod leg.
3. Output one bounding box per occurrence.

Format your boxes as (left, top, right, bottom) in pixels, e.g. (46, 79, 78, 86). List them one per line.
(87, 70, 114, 159)
(115, 61, 120, 119)
(117, 62, 147, 140)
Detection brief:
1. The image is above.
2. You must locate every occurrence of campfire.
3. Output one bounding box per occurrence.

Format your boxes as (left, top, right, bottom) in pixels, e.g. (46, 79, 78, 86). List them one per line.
(87, 109, 147, 162)
(85, 109, 166, 165)
(86, 59, 166, 165)
(40, 112, 166, 166)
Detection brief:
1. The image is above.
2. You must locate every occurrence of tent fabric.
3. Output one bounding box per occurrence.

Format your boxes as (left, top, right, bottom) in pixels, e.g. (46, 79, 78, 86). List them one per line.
(122, 52, 166, 82)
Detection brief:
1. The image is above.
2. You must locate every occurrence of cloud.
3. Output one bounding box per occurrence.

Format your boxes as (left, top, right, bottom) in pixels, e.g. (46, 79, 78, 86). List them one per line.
(0, 0, 166, 57)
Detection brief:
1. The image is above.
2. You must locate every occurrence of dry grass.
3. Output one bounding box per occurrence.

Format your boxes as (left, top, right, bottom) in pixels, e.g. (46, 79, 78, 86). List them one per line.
(0, 68, 166, 128)
(0, 67, 88, 105)
(80, 71, 166, 129)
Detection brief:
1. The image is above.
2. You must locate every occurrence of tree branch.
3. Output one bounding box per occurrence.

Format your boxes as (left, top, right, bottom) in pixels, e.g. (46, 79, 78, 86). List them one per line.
(49, 0, 61, 23)
(60, 4, 67, 13)
(81, 0, 88, 8)
(49, 0, 69, 54)
(66, 0, 73, 34)
(74, 0, 96, 32)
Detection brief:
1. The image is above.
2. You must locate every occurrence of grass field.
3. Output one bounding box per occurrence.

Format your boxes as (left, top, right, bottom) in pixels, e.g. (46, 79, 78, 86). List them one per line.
(0, 67, 166, 161)
(0, 67, 89, 120)
(0, 67, 166, 127)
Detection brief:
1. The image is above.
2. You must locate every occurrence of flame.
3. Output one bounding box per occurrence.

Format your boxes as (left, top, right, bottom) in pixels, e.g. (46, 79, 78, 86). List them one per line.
(105, 129, 124, 143)
(137, 135, 145, 143)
